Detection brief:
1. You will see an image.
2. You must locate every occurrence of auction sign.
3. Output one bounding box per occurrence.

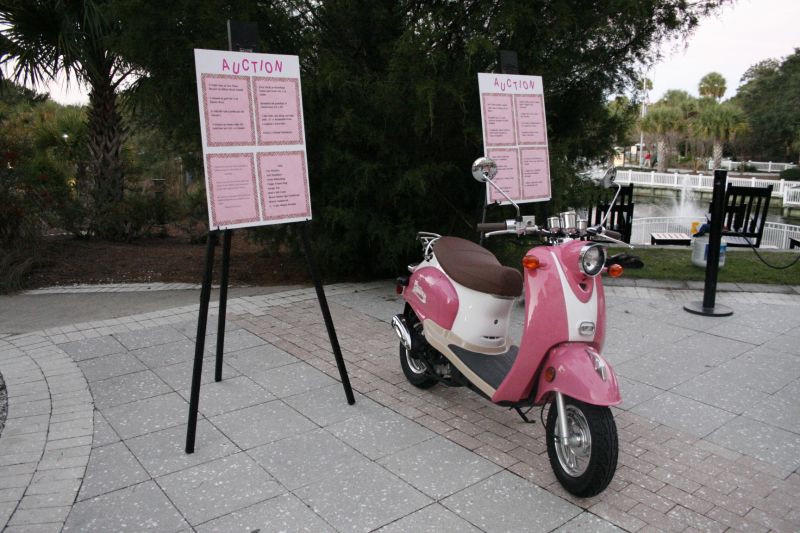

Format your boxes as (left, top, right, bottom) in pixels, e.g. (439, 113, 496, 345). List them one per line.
(478, 73, 551, 205)
(195, 49, 311, 229)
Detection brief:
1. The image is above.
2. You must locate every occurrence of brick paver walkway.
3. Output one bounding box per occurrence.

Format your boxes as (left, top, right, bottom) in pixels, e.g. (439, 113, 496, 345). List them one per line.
(0, 282, 798, 532)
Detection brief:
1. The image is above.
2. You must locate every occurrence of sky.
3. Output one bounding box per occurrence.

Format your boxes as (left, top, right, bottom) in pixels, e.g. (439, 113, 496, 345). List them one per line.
(38, 0, 800, 106)
(648, 0, 800, 102)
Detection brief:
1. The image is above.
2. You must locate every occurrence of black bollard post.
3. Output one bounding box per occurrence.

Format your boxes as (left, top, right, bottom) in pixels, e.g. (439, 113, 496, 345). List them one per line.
(684, 169, 733, 317)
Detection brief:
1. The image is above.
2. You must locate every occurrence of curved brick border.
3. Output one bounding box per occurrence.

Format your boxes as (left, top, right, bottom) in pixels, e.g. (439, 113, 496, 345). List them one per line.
(0, 332, 93, 531)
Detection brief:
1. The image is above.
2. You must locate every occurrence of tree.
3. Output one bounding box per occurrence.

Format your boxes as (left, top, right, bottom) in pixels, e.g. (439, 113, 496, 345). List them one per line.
(0, 82, 90, 291)
(0, 0, 132, 210)
(607, 96, 639, 146)
(105, 0, 731, 275)
(733, 50, 800, 162)
(111, 0, 298, 149)
(698, 72, 727, 101)
(641, 104, 683, 171)
(692, 102, 747, 168)
(740, 59, 780, 84)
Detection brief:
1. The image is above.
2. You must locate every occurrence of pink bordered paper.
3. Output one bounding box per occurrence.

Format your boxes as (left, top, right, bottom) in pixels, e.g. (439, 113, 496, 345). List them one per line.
(486, 148, 521, 203)
(205, 153, 260, 228)
(257, 151, 311, 220)
(482, 93, 516, 147)
(520, 146, 551, 201)
(201, 74, 256, 147)
(254, 78, 304, 145)
(514, 94, 547, 145)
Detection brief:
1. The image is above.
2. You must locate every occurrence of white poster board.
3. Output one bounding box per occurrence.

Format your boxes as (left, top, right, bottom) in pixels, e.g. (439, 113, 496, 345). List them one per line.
(478, 73, 551, 205)
(194, 49, 312, 230)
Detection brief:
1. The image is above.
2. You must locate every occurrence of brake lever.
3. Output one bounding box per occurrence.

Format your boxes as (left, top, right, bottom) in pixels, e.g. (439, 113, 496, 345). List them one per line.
(485, 229, 517, 238)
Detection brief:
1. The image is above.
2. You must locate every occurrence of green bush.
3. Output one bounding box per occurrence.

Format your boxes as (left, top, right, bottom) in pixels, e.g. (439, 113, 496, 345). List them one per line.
(92, 191, 173, 242)
(176, 185, 209, 244)
(0, 168, 42, 292)
(779, 167, 800, 180)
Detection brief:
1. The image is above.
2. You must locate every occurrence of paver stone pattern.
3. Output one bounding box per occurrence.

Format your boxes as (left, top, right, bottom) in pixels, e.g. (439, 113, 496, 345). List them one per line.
(0, 281, 798, 532)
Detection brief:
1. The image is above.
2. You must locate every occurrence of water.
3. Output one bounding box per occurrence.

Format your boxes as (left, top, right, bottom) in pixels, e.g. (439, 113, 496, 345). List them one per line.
(633, 191, 800, 226)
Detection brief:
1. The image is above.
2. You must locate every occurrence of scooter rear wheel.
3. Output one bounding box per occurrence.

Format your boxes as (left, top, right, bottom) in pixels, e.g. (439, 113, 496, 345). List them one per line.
(399, 343, 438, 389)
(398, 312, 438, 389)
(545, 397, 618, 497)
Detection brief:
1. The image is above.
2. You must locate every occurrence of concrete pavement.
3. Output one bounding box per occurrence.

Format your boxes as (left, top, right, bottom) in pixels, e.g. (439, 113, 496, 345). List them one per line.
(0, 280, 799, 532)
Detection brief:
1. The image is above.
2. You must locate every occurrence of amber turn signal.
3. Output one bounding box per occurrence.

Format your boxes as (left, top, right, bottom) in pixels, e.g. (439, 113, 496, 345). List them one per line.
(543, 367, 556, 382)
(522, 255, 540, 270)
(608, 264, 623, 278)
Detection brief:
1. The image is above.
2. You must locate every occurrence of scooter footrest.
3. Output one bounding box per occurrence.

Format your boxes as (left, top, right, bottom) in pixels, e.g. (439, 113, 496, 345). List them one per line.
(448, 345, 518, 390)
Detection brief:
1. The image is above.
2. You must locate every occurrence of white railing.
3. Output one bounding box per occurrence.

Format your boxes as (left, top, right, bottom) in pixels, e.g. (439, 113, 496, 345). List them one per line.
(761, 222, 800, 249)
(631, 217, 696, 244)
(616, 169, 789, 198)
(631, 217, 800, 249)
(714, 160, 796, 173)
(784, 186, 800, 207)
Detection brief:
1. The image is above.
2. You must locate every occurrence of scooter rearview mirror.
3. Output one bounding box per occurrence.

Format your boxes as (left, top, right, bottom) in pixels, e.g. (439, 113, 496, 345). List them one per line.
(601, 167, 617, 189)
(471, 157, 498, 183)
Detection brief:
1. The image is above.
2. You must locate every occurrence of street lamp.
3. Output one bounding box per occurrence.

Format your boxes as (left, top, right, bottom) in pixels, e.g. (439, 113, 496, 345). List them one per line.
(638, 74, 649, 167)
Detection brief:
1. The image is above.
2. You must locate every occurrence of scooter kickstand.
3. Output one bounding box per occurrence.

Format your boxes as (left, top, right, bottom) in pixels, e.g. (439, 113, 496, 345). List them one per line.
(512, 406, 536, 424)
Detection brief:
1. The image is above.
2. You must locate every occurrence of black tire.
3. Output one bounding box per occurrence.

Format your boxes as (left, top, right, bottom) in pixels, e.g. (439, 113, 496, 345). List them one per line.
(545, 396, 618, 497)
(399, 343, 438, 389)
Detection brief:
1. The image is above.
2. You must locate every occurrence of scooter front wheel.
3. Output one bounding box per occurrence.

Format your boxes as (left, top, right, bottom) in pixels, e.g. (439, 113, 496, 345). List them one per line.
(545, 396, 618, 497)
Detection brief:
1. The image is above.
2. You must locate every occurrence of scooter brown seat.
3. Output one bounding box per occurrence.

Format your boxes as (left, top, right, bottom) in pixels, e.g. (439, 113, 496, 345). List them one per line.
(433, 237, 523, 297)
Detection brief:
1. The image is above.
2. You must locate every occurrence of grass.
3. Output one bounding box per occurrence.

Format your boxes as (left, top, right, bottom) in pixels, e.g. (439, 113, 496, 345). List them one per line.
(605, 246, 800, 285)
(492, 240, 800, 285)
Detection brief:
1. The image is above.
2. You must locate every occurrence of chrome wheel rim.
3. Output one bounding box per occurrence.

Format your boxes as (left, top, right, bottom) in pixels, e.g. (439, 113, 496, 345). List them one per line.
(554, 405, 592, 477)
(404, 347, 427, 374)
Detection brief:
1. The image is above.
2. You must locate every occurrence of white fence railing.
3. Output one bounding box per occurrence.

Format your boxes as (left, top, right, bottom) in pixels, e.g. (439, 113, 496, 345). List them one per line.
(616, 170, 789, 198)
(631, 217, 800, 249)
(714, 160, 796, 173)
(784, 186, 800, 207)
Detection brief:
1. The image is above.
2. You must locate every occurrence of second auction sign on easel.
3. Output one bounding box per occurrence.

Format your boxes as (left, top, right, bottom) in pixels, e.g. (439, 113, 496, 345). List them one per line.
(478, 72, 551, 205)
(195, 48, 311, 228)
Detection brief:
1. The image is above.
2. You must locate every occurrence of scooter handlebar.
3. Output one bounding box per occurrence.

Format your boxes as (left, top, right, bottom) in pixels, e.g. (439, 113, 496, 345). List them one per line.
(477, 222, 509, 232)
(603, 229, 622, 240)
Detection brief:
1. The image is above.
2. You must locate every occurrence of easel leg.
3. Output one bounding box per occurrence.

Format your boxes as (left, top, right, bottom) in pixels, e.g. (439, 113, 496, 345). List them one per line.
(215, 229, 233, 382)
(301, 223, 355, 405)
(186, 231, 218, 454)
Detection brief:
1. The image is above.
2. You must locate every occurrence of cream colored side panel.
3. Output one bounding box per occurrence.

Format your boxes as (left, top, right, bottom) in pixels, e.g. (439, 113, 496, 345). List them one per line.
(422, 319, 497, 397)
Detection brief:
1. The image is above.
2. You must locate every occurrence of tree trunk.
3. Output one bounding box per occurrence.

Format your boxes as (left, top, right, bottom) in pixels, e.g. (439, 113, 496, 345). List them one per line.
(712, 139, 723, 169)
(656, 139, 668, 172)
(87, 74, 125, 206)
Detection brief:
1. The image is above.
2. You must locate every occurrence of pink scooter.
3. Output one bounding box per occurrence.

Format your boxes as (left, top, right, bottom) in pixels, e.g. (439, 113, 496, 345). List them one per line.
(392, 157, 628, 497)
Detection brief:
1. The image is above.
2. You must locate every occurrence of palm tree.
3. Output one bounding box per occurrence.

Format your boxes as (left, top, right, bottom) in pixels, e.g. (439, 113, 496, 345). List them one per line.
(640, 104, 683, 171)
(698, 72, 727, 101)
(0, 0, 131, 207)
(660, 90, 703, 167)
(692, 102, 748, 169)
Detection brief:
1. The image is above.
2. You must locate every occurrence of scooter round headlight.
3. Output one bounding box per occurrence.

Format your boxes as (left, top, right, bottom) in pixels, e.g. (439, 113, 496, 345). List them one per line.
(579, 244, 605, 276)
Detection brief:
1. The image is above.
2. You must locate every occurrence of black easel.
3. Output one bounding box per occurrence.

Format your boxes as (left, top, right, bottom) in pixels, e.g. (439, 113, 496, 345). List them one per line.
(185, 22, 354, 455)
(684, 169, 733, 317)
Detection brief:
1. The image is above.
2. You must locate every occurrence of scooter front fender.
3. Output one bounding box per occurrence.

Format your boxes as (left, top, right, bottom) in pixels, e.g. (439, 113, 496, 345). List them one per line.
(534, 343, 621, 406)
